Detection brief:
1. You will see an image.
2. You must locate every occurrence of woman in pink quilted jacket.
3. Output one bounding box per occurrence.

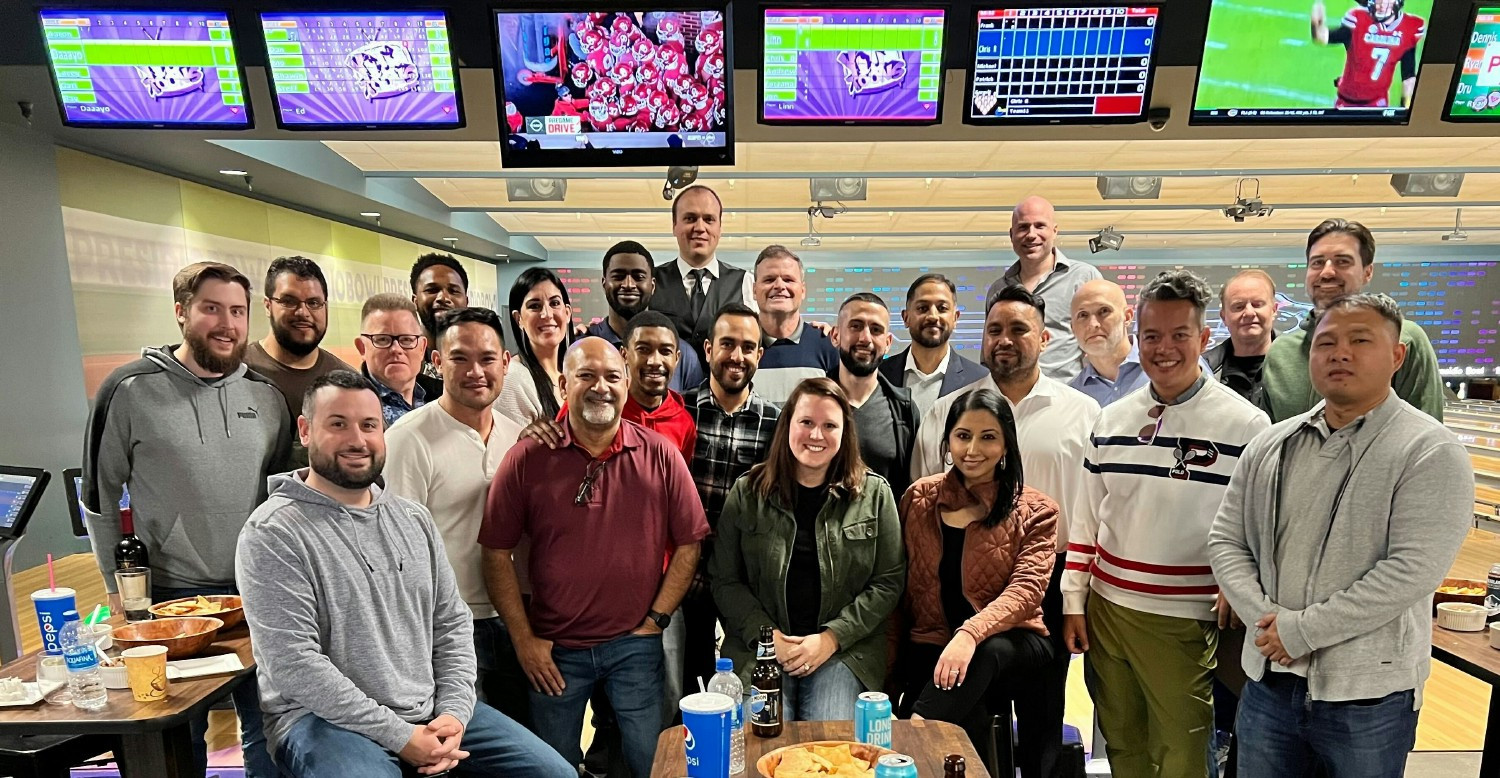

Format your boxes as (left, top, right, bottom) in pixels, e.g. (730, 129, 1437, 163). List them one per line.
(894, 388, 1060, 777)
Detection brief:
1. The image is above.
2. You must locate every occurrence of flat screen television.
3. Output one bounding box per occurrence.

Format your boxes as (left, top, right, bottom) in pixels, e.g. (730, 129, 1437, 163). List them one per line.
(1444, 4, 1500, 121)
(761, 6, 947, 125)
(259, 10, 464, 129)
(964, 4, 1160, 125)
(38, 8, 252, 129)
(1192, 0, 1433, 124)
(495, 5, 734, 168)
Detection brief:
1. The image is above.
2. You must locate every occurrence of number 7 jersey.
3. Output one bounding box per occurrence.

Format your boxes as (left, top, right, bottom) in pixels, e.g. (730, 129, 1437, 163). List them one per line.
(1335, 7, 1426, 106)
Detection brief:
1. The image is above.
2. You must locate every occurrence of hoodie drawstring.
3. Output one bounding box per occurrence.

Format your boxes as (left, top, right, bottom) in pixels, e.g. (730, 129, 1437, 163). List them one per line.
(219, 384, 231, 438)
(189, 392, 206, 444)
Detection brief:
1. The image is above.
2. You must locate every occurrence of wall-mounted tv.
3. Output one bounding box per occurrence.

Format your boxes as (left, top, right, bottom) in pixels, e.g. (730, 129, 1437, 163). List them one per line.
(760, 6, 947, 125)
(38, 8, 252, 129)
(259, 11, 464, 130)
(1192, 0, 1433, 124)
(964, 4, 1160, 125)
(495, 5, 734, 168)
(1444, 4, 1500, 121)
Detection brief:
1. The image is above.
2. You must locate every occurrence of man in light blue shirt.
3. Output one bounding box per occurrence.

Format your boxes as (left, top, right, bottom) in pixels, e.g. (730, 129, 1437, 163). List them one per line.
(1067, 280, 1146, 407)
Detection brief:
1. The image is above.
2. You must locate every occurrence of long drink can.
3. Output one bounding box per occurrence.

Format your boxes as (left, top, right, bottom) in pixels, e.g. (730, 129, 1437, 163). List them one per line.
(875, 754, 918, 778)
(854, 691, 892, 748)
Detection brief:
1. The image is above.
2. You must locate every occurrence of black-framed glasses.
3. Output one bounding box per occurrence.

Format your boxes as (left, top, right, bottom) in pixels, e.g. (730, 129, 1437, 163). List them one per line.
(268, 296, 327, 312)
(361, 333, 422, 350)
(1138, 404, 1167, 444)
(1170, 440, 1219, 480)
(575, 459, 608, 506)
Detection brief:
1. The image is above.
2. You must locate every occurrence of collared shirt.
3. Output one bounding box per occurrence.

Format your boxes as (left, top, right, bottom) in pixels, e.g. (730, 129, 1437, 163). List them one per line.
(755, 320, 840, 405)
(584, 318, 706, 393)
(480, 419, 710, 648)
(683, 383, 781, 527)
(363, 363, 426, 428)
(903, 347, 953, 419)
(984, 249, 1103, 383)
(912, 372, 1101, 551)
(383, 402, 524, 620)
(1069, 343, 1148, 408)
(675, 255, 757, 311)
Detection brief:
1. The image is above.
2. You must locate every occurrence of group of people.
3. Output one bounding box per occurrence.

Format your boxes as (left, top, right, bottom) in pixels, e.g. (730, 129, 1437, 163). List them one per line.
(77, 185, 1472, 778)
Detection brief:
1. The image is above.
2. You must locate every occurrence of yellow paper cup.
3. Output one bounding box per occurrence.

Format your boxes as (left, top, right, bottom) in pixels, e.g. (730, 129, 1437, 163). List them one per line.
(121, 645, 168, 702)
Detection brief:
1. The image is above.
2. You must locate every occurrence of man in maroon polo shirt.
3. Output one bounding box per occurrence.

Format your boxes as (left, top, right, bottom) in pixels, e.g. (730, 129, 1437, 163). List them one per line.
(481, 337, 708, 778)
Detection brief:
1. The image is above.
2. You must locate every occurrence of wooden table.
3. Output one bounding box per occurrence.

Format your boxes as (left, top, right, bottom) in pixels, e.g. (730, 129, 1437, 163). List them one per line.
(0, 620, 254, 778)
(649, 719, 989, 777)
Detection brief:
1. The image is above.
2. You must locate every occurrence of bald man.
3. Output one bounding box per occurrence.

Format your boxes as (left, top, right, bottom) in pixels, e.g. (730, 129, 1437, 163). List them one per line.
(1067, 280, 1145, 407)
(985, 196, 1103, 382)
(480, 337, 709, 778)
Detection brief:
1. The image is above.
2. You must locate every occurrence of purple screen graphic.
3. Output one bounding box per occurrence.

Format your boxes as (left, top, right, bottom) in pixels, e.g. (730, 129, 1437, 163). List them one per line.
(763, 9, 945, 123)
(261, 12, 461, 127)
(40, 10, 250, 127)
(496, 10, 729, 151)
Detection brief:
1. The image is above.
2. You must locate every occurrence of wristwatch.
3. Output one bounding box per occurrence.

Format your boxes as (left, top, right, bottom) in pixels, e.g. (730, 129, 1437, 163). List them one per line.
(647, 610, 671, 630)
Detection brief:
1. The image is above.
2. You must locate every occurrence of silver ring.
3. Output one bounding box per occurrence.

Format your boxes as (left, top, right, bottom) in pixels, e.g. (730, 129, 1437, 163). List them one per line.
(949, 669, 959, 675)
(802, 663, 811, 671)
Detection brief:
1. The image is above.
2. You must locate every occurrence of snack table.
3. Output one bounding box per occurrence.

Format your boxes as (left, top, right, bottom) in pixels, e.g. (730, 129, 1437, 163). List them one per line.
(649, 719, 989, 777)
(0, 618, 253, 778)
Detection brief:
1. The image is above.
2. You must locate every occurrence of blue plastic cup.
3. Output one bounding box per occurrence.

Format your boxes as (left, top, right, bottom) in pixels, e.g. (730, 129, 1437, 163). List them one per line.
(31, 588, 76, 656)
(680, 691, 733, 778)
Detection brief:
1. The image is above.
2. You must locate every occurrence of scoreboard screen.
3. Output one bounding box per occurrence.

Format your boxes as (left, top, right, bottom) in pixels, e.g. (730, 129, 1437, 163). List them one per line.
(761, 8, 947, 125)
(38, 9, 251, 129)
(964, 5, 1159, 124)
(1444, 6, 1500, 122)
(260, 11, 464, 130)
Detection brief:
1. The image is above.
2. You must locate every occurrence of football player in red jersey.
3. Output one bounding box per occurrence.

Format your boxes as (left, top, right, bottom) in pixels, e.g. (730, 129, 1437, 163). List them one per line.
(1311, 1, 1426, 108)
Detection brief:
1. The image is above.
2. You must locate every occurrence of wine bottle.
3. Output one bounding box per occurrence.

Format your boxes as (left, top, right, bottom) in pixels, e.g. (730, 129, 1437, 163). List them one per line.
(114, 490, 149, 571)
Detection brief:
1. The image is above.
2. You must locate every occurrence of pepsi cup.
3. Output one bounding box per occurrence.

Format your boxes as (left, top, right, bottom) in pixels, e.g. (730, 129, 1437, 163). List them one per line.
(681, 691, 734, 778)
(31, 588, 76, 656)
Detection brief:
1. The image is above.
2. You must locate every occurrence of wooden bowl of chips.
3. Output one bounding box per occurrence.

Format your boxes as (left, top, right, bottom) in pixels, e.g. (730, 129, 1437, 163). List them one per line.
(756, 740, 893, 778)
(149, 594, 244, 629)
(1435, 578, 1487, 614)
(113, 616, 224, 660)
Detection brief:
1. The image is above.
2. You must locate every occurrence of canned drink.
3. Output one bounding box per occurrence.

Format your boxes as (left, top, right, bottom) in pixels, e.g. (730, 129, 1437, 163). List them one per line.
(854, 691, 892, 749)
(875, 754, 918, 778)
(680, 691, 733, 778)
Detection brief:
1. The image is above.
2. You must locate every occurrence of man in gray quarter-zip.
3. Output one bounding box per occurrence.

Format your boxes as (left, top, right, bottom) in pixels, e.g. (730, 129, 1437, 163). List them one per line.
(1210, 294, 1472, 778)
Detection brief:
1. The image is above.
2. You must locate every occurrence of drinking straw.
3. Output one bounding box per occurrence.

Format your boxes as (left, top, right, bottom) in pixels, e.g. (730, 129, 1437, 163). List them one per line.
(697, 677, 706, 694)
(46, 554, 55, 592)
(86, 604, 103, 626)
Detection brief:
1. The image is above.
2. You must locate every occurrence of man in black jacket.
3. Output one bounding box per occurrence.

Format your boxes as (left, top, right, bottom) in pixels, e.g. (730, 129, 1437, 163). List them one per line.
(1205, 269, 1279, 415)
(652, 185, 753, 364)
(830, 293, 919, 496)
(879, 272, 987, 419)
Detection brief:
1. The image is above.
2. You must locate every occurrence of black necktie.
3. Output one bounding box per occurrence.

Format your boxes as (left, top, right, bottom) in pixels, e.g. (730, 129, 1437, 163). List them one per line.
(688, 268, 709, 324)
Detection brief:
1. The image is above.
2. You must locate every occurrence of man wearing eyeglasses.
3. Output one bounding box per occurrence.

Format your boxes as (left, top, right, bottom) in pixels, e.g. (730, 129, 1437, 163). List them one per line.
(246, 257, 354, 466)
(356, 294, 430, 427)
(1061, 270, 1270, 778)
(481, 337, 709, 778)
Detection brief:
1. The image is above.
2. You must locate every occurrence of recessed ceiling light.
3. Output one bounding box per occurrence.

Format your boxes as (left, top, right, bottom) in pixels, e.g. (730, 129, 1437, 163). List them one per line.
(494, 252, 508, 258)
(360, 212, 380, 218)
(442, 237, 459, 242)
(219, 169, 248, 176)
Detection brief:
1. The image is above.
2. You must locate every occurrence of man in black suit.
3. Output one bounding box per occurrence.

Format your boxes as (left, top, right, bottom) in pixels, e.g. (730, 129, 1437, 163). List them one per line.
(878, 272, 987, 419)
(652, 185, 754, 364)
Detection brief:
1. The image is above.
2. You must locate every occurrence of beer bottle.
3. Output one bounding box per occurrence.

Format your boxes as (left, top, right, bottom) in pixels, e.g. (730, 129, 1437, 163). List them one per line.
(749, 625, 782, 737)
(943, 754, 966, 777)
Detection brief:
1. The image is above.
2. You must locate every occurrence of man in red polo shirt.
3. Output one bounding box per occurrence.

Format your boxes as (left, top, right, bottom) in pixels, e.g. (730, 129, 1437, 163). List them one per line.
(481, 337, 708, 778)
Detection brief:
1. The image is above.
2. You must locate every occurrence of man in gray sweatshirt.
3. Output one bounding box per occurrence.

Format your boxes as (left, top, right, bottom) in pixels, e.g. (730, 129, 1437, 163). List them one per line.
(237, 370, 574, 778)
(1209, 294, 1472, 778)
(82, 261, 290, 778)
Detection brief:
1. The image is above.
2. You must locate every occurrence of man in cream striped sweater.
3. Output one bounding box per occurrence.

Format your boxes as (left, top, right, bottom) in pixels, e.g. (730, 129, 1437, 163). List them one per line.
(1061, 270, 1270, 778)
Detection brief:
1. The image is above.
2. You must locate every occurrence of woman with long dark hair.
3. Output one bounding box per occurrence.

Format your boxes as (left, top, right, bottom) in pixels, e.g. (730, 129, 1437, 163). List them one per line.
(495, 267, 572, 424)
(711, 377, 905, 720)
(894, 388, 1059, 776)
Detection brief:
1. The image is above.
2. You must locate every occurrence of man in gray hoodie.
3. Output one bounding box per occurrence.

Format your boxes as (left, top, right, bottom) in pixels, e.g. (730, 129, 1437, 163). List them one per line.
(237, 370, 574, 777)
(1208, 294, 1472, 778)
(82, 260, 290, 777)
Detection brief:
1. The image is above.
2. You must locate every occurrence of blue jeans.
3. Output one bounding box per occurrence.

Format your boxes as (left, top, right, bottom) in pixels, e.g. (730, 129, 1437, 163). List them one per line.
(528, 632, 664, 778)
(275, 702, 575, 778)
(1237, 674, 1417, 778)
(472, 617, 531, 729)
(155, 584, 274, 778)
(776, 658, 864, 722)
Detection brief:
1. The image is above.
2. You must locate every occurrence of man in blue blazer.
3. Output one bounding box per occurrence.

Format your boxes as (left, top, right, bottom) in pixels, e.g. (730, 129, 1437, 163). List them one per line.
(878, 273, 987, 419)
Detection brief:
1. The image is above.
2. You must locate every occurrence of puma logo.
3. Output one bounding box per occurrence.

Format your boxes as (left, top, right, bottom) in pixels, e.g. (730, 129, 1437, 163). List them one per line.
(237, 407, 258, 419)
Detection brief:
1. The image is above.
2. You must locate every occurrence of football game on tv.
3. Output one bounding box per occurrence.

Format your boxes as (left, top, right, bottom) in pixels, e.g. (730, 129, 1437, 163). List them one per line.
(1193, 0, 1432, 123)
(496, 8, 732, 167)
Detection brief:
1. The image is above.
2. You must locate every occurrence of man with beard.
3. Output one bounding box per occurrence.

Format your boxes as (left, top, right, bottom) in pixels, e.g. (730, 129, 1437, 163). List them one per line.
(237, 371, 574, 778)
(652, 185, 756, 364)
(82, 261, 290, 778)
(752, 245, 839, 405)
(384, 308, 528, 725)
(878, 273, 985, 419)
(482, 338, 709, 778)
(830, 293, 919, 496)
(411, 253, 471, 397)
(1264, 219, 1443, 423)
(910, 285, 1100, 778)
(245, 256, 353, 465)
(587, 241, 705, 393)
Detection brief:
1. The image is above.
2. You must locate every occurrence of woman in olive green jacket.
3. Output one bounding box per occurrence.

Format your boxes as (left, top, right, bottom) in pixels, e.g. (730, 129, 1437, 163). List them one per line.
(711, 377, 906, 721)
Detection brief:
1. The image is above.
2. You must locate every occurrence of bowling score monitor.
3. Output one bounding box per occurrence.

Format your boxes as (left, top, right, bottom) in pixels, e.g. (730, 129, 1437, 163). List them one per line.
(760, 6, 948, 125)
(1445, 5, 1500, 121)
(0, 467, 50, 541)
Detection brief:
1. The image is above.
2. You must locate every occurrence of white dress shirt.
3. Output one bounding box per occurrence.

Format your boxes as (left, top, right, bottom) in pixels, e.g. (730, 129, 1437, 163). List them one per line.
(902, 347, 953, 420)
(675, 255, 757, 312)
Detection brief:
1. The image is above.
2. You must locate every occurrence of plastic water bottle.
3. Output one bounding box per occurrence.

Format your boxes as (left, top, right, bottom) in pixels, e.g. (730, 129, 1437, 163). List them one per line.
(59, 610, 107, 711)
(708, 657, 746, 774)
